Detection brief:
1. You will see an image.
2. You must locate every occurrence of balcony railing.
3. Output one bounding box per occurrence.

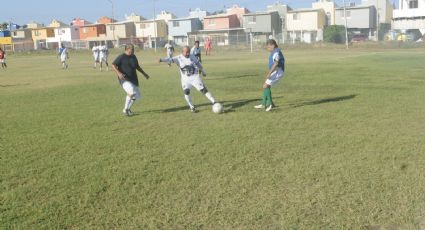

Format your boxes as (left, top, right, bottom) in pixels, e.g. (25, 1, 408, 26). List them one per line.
(393, 8, 425, 18)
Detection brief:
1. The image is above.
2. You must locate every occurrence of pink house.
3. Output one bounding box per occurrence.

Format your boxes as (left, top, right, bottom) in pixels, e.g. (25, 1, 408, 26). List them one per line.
(203, 14, 240, 30)
(226, 5, 250, 26)
(71, 18, 92, 27)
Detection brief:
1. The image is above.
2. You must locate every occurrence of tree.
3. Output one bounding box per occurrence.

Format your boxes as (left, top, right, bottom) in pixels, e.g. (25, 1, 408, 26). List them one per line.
(0, 22, 9, 31)
(324, 25, 347, 44)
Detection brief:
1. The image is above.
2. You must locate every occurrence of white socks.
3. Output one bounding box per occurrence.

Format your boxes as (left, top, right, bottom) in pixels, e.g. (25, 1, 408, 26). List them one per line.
(184, 95, 194, 108)
(205, 92, 216, 104)
(124, 96, 135, 110)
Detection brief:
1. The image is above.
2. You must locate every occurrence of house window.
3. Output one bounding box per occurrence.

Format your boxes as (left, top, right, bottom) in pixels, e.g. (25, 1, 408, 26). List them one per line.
(173, 21, 180, 27)
(341, 10, 351, 18)
(248, 16, 256, 24)
(82, 28, 88, 33)
(209, 19, 215, 25)
(13, 32, 17, 36)
(293, 13, 300, 20)
(409, 0, 418, 8)
(34, 30, 40, 36)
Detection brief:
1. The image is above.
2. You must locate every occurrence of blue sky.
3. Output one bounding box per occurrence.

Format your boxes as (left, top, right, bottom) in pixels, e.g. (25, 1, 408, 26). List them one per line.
(2, 0, 363, 25)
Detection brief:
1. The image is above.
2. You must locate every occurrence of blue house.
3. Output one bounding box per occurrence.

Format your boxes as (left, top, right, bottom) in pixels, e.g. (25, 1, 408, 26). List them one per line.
(168, 17, 202, 46)
(0, 31, 11, 37)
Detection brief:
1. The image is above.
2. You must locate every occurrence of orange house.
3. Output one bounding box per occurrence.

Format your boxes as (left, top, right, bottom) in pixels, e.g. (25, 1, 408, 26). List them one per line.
(203, 14, 240, 30)
(79, 24, 107, 40)
(97, 16, 116, 25)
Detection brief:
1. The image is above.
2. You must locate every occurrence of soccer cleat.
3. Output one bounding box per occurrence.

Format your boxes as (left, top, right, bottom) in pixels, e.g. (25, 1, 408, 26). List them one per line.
(190, 107, 198, 113)
(266, 105, 273, 112)
(254, 104, 265, 109)
(123, 109, 134, 116)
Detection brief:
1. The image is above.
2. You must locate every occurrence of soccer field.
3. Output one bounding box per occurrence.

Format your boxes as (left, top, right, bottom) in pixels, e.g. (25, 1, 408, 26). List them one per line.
(1, 47, 425, 229)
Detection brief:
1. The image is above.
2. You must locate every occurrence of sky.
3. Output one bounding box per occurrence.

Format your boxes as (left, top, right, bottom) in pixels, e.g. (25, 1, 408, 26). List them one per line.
(2, 0, 365, 26)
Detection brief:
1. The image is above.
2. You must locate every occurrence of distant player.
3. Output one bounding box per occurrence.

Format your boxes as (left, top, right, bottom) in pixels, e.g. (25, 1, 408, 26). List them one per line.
(254, 39, 285, 112)
(190, 41, 202, 63)
(164, 40, 174, 67)
(205, 38, 212, 56)
(159, 46, 217, 113)
(112, 44, 151, 116)
(0, 48, 6, 69)
(92, 43, 100, 69)
(99, 44, 109, 71)
(58, 44, 69, 69)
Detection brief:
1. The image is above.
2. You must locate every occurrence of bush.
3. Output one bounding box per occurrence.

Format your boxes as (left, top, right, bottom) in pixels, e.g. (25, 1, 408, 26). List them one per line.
(324, 25, 347, 44)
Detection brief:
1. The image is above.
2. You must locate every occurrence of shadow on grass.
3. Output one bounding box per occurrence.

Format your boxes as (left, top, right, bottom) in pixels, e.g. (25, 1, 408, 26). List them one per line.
(288, 94, 357, 108)
(206, 74, 257, 81)
(149, 97, 283, 113)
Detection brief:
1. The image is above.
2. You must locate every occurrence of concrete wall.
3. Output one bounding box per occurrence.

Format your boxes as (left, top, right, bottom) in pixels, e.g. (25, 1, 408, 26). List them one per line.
(287, 10, 326, 31)
(243, 12, 281, 33)
(335, 6, 376, 29)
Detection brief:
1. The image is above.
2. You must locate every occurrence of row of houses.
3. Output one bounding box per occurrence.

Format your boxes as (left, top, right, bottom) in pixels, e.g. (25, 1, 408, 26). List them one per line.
(0, 0, 424, 51)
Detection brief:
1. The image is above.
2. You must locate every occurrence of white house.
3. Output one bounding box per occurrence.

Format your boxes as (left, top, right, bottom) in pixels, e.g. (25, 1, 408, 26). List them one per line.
(312, 0, 338, 26)
(47, 26, 80, 47)
(393, 0, 425, 36)
(135, 19, 168, 48)
(287, 8, 327, 43)
(156, 11, 177, 23)
(362, 0, 394, 24)
(189, 8, 209, 20)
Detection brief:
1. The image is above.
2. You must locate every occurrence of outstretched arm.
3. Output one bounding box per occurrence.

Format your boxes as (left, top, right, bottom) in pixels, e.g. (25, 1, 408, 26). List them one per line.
(159, 57, 177, 64)
(136, 64, 150, 79)
(194, 58, 207, 77)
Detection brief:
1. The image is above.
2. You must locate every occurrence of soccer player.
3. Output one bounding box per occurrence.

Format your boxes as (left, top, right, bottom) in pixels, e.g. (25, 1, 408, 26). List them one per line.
(58, 44, 69, 69)
(0, 48, 6, 69)
(158, 46, 217, 113)
(99, 44, 109, 72)
(112, 44, 150, 116)
(190, 41, 202, 63)
(92, 43, 100, 69)
(205, 38, 212, 56)
(255, 39, 285, 112)
(164, 40, 174, 67)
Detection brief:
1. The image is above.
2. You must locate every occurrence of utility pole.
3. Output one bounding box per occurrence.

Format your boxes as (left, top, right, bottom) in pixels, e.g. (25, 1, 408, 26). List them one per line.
(107, 0, 115, 47)
(376, 0, 380, 42)
(343, 0, 349, 49)
(153, 0, 157, 52)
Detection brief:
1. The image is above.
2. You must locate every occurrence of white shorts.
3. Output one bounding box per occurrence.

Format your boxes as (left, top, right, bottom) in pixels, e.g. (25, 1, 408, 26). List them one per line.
(122, 81, 141, 99)
(0, 59, 5, 63)
(181, 74, 205, 92)
(167, 52, 173, 58)
(60, 56, 67, 62)
(100, 55, 108, 62)
(93, 54, 100, 62)
(265, 68, 285, 86)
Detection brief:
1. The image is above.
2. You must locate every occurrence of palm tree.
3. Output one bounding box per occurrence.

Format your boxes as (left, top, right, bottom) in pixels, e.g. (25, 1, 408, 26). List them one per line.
(0, 22, 9, 31)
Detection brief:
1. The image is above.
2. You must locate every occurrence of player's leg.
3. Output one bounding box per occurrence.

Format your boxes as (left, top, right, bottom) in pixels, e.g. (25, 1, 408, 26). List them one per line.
(182, 78, 196, 112)
(192, 76, 216, 104)
(100, 59, 103, 72)
(122, 81, 141, 116)
(264, 70, 284, 112)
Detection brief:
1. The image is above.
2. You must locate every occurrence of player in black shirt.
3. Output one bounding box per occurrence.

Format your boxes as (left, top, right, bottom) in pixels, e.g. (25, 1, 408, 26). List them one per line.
(112, 44, 150, 116)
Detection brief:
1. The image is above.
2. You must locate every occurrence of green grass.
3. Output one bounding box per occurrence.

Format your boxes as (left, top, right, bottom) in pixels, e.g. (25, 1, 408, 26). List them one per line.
(1, 47, 425, 229)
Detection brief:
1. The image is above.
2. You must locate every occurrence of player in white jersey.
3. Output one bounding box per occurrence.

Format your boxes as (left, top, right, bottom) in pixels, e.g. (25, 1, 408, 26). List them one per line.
(92, 43, 100, 69)
(99, 44, 109, 72)
(58, 44, 69, 69)
(164, 41, 174, 67)
(159, 46, 217, 113)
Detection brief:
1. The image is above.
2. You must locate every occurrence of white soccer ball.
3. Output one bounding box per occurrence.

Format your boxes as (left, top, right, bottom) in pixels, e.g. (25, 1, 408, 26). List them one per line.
(212, 103, 224, 114)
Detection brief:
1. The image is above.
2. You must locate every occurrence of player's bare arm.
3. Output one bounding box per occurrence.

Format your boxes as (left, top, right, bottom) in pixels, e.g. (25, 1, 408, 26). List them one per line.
(266, 61, 279, 79)
(194, 59, 207, 77)
(136, 65, 150, 79)
(112, 64, 125, 80)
